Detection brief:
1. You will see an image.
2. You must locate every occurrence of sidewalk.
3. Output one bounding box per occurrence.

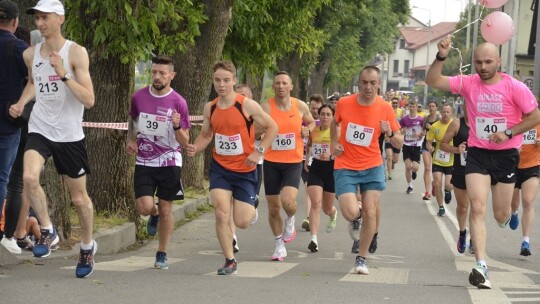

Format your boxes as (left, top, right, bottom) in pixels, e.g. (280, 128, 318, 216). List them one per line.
(0, 196, 209, 265)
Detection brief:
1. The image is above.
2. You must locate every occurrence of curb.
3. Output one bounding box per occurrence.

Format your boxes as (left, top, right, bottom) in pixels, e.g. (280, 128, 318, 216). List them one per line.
(0, 196, 209, 265)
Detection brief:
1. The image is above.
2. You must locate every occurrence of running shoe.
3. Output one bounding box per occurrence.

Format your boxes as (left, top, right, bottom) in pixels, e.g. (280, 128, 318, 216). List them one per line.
(444, 190, 452, 204)
(412, 171, 417, 180)
(469, 240, 474, 254)
(326, 214, 337, 233)
(406, 186, 413, 194)
(76, 240, 97, 278)
(1, 237, 21, 254)
(387, 174, 392, 180)
(283, 216, 297, 243)
(16, 236, 33, 250)
(422, 192, 431, 201)
(154, 251, 168, 269)
(33, 228, 59, 258)
(469, 264, 491, 289)
(217, 258, 237, 275)
(301, 217, 310, 231)
(348, 218, 361, 241)
(457, 229, 467, 254)
(233, 236, 239, 253)
(271, 239, 287, 261)
(354, 256, 369, 274)
(509, 213, 519, 230)
(351, 240, 360, 254)
(308, 240, 319, 253)
(147, 214, 159, 236)
(437, 207, 445, 217)
(250, 208, 259, 225)
(520, 241, 531, 256)
(368, 232, 378, 254)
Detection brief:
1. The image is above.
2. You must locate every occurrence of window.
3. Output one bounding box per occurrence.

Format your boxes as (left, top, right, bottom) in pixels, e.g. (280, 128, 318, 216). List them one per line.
(393, 60, 399, 77)
(399, 39, 406, 49)
(404, 60, 410, 76)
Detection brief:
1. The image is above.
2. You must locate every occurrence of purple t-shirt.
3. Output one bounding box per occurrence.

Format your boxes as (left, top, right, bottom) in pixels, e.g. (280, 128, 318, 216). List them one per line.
(449, 73, 538, 150)
(400, 114, 424, 147)
(129, 86, 191, 167)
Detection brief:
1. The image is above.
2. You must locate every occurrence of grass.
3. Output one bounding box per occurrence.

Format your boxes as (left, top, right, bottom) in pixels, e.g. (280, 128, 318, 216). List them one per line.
(69, 208, 128, 233)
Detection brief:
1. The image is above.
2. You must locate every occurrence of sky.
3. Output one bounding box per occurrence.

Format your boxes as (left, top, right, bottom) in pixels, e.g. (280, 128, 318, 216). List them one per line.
(409, 0, 468, 25)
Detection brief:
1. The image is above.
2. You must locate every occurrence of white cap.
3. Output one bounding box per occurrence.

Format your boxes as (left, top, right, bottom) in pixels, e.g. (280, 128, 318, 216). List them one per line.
(26, 0, 65, 15)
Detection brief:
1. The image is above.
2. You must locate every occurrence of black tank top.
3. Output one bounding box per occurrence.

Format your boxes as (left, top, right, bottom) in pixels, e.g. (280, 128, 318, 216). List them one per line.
(452, 116, 470, 173)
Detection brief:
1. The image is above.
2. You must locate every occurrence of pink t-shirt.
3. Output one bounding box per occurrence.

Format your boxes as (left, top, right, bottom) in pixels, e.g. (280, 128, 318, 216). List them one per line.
(449, 73, 538, 150)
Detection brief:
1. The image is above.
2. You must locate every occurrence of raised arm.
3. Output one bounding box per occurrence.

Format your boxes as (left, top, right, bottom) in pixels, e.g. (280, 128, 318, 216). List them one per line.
(425, 35, 452, 92)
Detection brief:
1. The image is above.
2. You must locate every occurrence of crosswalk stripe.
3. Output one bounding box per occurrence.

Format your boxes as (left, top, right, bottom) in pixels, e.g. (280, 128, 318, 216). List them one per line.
(204, 261, 298, 278)
(339, 267, 409, 284)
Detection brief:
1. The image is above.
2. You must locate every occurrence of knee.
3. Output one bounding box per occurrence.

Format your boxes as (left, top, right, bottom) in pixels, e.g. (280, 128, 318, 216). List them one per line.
(322, 205, 333, 216)
(268, 204, 281, 217)
(235, 218, 250, 229)
(23, 173, 40, 190)
(72, 193, 92, 209)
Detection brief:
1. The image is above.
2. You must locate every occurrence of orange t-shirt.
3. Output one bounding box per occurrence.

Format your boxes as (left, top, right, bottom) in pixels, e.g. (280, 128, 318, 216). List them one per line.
(264, 98, 304, 163)
(334, 94, 400, 170)
(519, 125, 540, 169)
(210, 94, 256, 172)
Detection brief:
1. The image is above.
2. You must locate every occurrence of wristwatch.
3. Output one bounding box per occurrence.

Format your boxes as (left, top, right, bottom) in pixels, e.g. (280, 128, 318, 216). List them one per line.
(505, 129, 513, 139)
(256, 146, 265, 154)
(61, 72, 72, 82)
(388, 131, 395, 138)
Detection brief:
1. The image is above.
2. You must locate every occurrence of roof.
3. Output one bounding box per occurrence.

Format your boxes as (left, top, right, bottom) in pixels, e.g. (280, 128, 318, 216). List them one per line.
(399, 22, 457, 50)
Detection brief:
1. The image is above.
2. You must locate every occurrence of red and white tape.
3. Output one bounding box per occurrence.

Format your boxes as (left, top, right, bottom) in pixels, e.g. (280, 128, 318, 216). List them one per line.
(82, 115, 204, 130)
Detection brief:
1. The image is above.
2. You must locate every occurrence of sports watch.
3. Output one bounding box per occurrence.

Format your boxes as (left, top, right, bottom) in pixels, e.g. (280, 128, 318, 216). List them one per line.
(504, 129, 513, 139)
(256, 146, 265, 154)
(61, 72, 72, 82)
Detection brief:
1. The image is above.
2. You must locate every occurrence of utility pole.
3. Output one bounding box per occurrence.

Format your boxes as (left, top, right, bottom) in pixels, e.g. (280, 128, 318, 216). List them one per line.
(471, 2, 480, 73)
(466, 0, 472, 49)
(534, 0, 540, 97)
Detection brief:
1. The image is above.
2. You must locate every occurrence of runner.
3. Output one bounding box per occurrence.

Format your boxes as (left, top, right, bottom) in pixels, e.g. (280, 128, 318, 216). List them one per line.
(400, 100, 424, 194)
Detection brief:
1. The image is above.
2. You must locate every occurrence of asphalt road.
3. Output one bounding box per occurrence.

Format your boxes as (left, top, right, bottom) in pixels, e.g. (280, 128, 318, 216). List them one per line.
(1, 161, 539, 304)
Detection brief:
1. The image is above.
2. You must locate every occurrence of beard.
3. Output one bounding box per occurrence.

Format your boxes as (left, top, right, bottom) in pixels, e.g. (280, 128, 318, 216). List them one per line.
(152, 82, 166, 91)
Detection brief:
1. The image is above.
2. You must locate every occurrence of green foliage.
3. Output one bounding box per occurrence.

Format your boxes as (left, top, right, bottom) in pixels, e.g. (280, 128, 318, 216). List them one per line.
(64, 0, 206, 63)
(224, 0, 330, 76)
(322, 0, 409, 88)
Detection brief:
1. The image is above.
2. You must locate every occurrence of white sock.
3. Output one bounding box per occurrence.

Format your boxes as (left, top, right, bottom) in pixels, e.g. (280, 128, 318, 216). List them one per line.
(275, 234, 282, 241)
(409, 182, 413, 187)
(523, 236, 530, 243)
(80, 240, 94, 250)
(513, 210, 519, 215)
(42, 225, 53, 233)
(477, 260, 487, 268)
(311, 235, 317, 243)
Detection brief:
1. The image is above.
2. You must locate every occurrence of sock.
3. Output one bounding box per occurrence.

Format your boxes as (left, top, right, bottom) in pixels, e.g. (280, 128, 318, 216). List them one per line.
(460, 229, 466, 235)
(42, 225, 53, 233)
(275, 234, 282, 241)
(523, 236, 530, 243)
(409, 182, 413, 187)
(513, 210, 519, 215)
(477, 260, 487, 268)
(311, 235, 317, 243)
(80, 241, 94, 250)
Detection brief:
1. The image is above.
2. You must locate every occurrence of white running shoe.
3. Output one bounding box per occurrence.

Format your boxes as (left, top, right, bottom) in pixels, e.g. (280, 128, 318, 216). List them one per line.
(283, 216, 296, 243)
(1, 237, 22, 254)
(271, 239, 287, 261)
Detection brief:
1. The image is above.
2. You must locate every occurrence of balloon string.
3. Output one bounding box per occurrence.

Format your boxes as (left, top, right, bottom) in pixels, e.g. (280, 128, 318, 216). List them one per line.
(452, 4, 486, 35)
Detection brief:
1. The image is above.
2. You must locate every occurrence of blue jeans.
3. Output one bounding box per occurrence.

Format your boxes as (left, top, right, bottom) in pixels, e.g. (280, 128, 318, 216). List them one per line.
(0, 130, 21, 223)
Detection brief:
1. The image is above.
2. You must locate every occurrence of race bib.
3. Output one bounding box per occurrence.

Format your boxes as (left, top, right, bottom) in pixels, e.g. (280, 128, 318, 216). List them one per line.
(405, 129, 418, 141)
(138, 112, 168, 137)
(311, 143, 330, 158)
(434, 149, 451, 163)
(215, 133, 244, 155)
(36, 74, 65, 102)
(272, 133, 296, 150)
(522, 129, 537, 145)
(345, 123, 374, 147)
(476, 117, 506, 140)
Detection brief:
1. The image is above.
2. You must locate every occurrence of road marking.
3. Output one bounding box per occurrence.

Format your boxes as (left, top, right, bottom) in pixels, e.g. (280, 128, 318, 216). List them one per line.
(339, 267, 409, 284)
(61, 256, 185, 272)
(319, 251, 346, 261)
(204, 261, 298, 278)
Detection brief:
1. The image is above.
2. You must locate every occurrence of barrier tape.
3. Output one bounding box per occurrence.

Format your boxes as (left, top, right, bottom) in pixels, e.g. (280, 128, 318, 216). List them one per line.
(82, 115, 204, 130)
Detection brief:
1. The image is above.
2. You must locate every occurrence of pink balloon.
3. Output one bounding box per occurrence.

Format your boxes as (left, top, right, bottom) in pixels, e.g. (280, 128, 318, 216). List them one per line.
(481, 11, 514, 45)
(478, 0, 509, 9)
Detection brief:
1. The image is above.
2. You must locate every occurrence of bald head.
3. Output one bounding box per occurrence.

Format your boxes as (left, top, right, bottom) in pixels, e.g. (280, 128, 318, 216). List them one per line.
(473, 42, 501, 82)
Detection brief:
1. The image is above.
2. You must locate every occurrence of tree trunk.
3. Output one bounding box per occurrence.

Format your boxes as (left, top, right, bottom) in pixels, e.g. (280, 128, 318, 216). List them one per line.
(171, 0, 233, 190)
(277, 51, 302, 99)
(308, 53, 332, 96)
(246, 71, 264, 102)
(83, 57, 136, 222)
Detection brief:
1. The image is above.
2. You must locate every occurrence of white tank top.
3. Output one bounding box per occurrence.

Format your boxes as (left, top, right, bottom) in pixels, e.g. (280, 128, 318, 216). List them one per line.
(29, 40, 85, 142)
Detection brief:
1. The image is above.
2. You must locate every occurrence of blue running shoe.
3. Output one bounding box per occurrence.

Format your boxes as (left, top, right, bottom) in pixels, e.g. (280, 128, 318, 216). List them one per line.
(76, 240, 97, 278)
(437, 207, 445, 217)
(33, 228, 59, 258)
(147, 214, 159, 236)
(520, 241, 531, 256)
(406, 186, 413, 194)
(154, 251, 168, 269)
(444, 190, 452, 204)
(457, 229, 467, 254)
(354, 256, 369, 274)
(509, 213, 519, 230)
